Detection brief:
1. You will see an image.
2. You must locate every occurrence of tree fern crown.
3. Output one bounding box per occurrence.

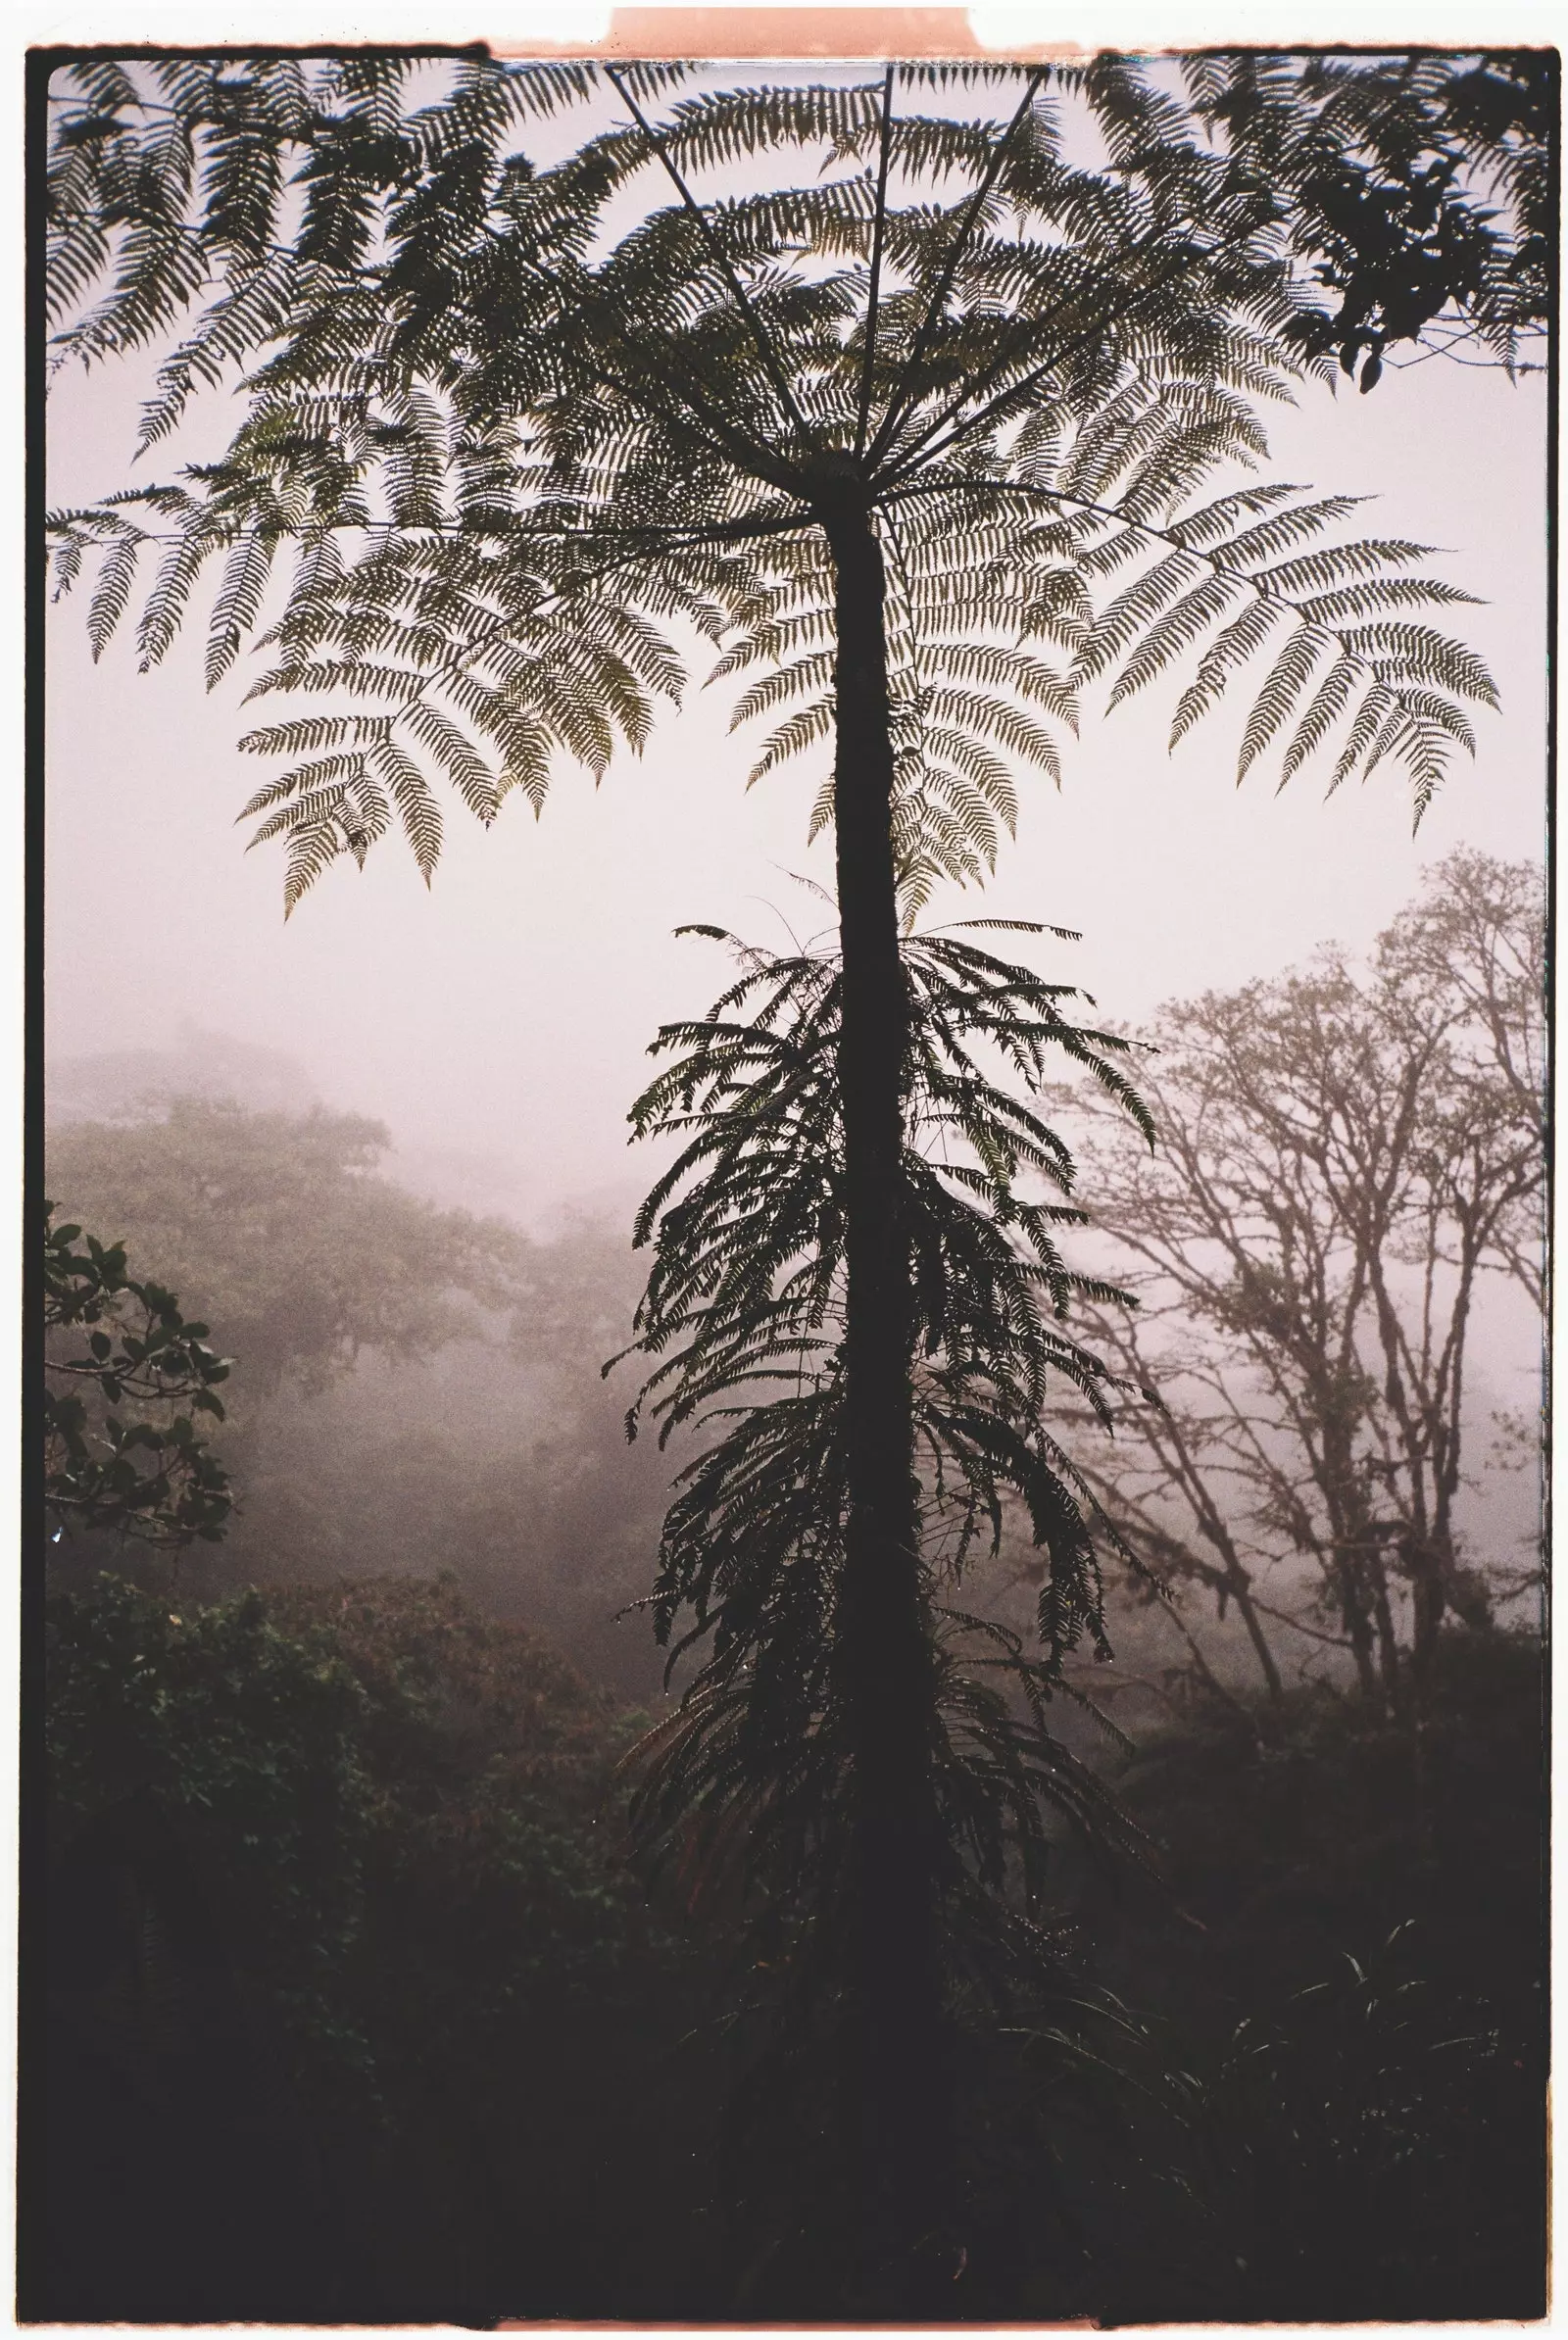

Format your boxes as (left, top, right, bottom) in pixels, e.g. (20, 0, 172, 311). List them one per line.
(48, 53, 1498, 909)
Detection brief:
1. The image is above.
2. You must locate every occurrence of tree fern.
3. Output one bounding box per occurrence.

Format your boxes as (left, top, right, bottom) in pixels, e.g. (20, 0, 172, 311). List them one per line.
(46, 52, 1512, 2305)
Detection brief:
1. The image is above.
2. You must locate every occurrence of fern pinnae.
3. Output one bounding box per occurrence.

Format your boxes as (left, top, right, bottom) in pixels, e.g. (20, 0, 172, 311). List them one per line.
(1164, 478, 1302, 551)
(1105, 571, 1243, 710)
(1235, 619, 1330, 782)
(1392, 689, 1478, 755)
(246, 776, 362, 848)
(135, 526, 218, 671)
(1329, 683, 1395, 794)
(370, 735, 444, 876)
(1342, 620, 1498, 707)
(84, 532, 144, 658)
(206, 527, 279, 689)
(1293, 575, 1481, 625)
(1166, 596, 1287, 747)
(1279, 651, 1359, 783)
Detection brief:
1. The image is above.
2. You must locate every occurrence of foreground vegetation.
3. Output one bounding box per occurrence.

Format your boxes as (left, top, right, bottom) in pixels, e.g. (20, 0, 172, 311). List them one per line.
(39, 1570, 1544, 2322)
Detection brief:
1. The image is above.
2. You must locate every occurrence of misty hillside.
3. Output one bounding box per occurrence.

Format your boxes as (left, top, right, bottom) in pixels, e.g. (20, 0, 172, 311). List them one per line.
(40, 890, 1544, 2323)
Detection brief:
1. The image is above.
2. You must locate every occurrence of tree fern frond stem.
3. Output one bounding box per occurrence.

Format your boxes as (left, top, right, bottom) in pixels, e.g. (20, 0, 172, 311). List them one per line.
(373, 512, 787, 763)
(881, 469, 1245, 559)
(58, 205, 770, 487)
(51, 507, 813, 556)
(866, 65, 1047, 469)
(880, 469, 1349, 660)
(601, 64, 817, 452)
(854, 65, 898, 466)
(552, 266, 795, 485)
(877, 245, 1207, 487)
(323, 513, 760, 778)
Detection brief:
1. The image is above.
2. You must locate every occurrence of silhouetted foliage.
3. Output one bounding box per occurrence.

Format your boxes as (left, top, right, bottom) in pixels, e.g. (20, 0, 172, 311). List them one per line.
(1190, 52, 1553, 389)
(42, 47, 1530, 2316)
(46, 60, 1495, 870)
(618, 923, 1152, 1965)
(44, 1205, 232, 1548)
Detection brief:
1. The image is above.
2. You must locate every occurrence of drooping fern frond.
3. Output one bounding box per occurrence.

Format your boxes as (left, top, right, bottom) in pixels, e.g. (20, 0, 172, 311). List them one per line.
(883, 465, 1495, 824)
(614, 923, 1157, 1977)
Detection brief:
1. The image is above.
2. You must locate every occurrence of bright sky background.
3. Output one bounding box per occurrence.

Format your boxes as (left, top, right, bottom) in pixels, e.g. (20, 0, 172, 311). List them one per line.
(43, 72, 1548, 1232)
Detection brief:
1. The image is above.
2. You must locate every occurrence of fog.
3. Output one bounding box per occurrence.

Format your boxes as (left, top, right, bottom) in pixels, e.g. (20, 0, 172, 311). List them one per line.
(47, 322, 1545, 1232)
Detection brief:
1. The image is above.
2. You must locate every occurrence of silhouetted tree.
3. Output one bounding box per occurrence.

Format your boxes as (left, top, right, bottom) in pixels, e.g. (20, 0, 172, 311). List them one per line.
(1189, 51, 1553, 390)
(1061, 853, 1544, 1715)
(44, 1205, 232, 1551)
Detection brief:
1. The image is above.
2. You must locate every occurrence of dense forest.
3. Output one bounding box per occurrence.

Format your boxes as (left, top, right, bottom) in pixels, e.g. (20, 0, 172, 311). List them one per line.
(37, 43, 1547, 2326)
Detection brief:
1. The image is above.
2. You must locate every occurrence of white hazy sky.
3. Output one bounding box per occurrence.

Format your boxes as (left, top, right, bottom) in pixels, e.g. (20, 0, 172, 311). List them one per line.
(44, 92, 1547, 1227)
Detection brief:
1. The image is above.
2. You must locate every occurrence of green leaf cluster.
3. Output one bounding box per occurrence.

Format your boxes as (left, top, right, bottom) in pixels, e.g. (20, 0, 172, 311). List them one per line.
(44, 1203, 233, 1547)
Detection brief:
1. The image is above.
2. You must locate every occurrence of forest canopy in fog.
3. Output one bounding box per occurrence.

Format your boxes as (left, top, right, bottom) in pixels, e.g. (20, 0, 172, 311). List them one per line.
(46, 847, 1543, 1711)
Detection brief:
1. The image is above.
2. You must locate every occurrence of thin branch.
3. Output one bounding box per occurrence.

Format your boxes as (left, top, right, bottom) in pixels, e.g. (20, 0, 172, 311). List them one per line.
(854, 65, 897, 467)
(1249, 1594, 1353, 1649)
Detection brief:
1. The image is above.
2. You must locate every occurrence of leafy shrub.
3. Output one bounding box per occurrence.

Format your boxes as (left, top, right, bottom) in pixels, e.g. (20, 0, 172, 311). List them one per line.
(42, 1573, 718, 2319)
(47, 1576, 371, 2055)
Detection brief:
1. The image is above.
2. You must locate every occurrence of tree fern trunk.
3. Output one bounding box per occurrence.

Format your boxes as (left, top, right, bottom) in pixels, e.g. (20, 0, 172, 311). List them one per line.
(823, 501, 953, 2305)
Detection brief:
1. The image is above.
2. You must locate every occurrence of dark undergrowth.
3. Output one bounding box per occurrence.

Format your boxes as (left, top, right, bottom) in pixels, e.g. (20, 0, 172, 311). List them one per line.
(31, 1574, 1545, 2323)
